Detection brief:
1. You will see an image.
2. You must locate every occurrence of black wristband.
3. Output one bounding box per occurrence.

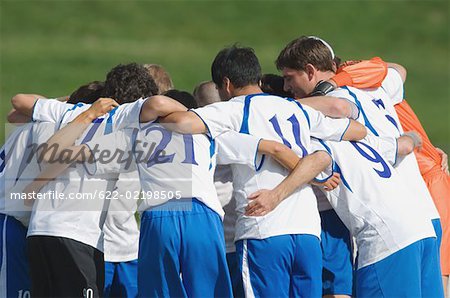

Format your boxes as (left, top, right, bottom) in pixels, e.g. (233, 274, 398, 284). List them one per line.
(309, 80, 335, 97)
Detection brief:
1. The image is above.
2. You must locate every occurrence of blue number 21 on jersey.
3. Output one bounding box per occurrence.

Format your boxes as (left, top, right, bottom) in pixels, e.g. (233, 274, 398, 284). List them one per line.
(144, 126, 199, 168)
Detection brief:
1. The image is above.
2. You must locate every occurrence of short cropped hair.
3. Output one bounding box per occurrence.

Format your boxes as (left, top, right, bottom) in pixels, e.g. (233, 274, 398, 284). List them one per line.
(211, 45, 262, 88)
(102, 63, 158, 104)
(143, 64, 174, 94)
(276, 36, 335, 72)
(193, 81, 221, 107)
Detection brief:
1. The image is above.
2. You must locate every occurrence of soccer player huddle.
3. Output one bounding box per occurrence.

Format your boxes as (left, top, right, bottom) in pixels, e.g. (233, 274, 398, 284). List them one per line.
(1, 36, 449, 298)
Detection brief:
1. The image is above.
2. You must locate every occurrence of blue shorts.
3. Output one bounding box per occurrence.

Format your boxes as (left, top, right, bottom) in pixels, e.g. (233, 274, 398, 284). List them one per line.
(236, 234, 322, 298)
(356, 238, 444, 297)
(432, 218, 442, 250)
(320, 209, 353, 295)
(226, 252, 244, 298)
(138, 198, 232, 298)
(0, 214, 30, 298)
(104, 260, 138, 298)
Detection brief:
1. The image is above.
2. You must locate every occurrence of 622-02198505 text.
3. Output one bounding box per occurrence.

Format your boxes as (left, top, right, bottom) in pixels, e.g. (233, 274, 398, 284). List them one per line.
(11, 190, 183, 201)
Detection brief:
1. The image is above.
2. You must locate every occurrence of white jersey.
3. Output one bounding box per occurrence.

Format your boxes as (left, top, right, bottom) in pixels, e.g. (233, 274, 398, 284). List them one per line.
(86, 121, 261, 219)
(0, 123, 54, 226)
(27, 99, 144, 251)
(103, 171, 140, 262)
(214, 165, 238, 253)
(312, 137, 435, 269)
(329, 71, 440, 220)
(193, 93, 352, 241)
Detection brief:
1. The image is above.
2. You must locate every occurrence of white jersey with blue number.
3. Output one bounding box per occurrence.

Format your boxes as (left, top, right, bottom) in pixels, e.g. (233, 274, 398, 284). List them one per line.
(193, 93, 351, 241)
(0, 123, 54, 226)
(329, 72, 440, 220)
(27, 99, 143, 251)
(86, 121, 261, 219)
(312, 137, 435, 269)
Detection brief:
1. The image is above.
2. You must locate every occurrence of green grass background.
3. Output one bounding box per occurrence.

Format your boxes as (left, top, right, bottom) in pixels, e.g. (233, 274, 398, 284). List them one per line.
(1, 0, 448, 151)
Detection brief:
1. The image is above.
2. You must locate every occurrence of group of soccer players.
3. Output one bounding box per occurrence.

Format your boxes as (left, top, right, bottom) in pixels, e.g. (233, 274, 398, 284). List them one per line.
(1, 36, 449, 298)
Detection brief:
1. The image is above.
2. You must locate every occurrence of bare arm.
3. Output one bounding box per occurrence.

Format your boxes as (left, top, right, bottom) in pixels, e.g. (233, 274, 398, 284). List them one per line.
(245, 150, 333, 216)
(258, 139, 340, 190)
(397, 134, 418, 156)
(159, 111, 207, 134)
(42, 98, 118, 162)
(387, 63, 407, 83)
(7, 109, 31, 124)
(11, 93, 46, 117)
(299, 96, 356, 119)
(139, 95, 188, 123)
(341, 120, 367, 141)
(257, 140, 300, 170)
(435, 148, 449, 175)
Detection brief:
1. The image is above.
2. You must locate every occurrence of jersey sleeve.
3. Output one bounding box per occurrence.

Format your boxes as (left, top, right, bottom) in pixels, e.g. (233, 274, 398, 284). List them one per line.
(32, 99, 74, 123)
(84, 129, 136, 175)
(303, 105, 352, 141)
(326, 89, 360, 119)
(333, 57, 388, 88)
(110, 98, 146, 130)
(215, 131, 262, 169)
(381, 68, 404, 105)
(362, 135, 398, 165)
(191, 100, 244, 138)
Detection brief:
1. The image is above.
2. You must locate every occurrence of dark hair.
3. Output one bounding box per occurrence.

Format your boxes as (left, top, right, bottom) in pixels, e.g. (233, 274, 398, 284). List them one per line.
(276, 36, 334, 72)
(102, 63, 158, 104)
(68, 81, 105, 104)
(260, 74, 294, 98)
(211, 45, 262, 88)
(163, 89, 197, 109)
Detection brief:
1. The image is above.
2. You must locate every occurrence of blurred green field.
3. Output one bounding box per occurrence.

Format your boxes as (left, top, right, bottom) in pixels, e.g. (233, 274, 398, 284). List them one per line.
(1, 0, 448, 150)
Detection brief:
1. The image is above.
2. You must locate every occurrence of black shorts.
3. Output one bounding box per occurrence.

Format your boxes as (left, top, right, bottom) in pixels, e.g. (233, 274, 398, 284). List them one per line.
(27, 235, 104, 298)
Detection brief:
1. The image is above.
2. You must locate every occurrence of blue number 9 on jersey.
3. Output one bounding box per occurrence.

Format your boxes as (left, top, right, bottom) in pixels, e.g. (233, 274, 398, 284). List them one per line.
(350, 141, 391, 178)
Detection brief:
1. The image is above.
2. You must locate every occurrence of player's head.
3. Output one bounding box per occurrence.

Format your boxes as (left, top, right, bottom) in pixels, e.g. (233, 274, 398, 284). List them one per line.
(68, 81, 105, 104)
(143, 64, 174, 94)
(163, 89, 197, 109)
(276, 36, 336, 98)
(193, 81, 222, 107)
(260, 74, 294, 98)
(102, 63, 158, 104)
(211, 45, 262, 100)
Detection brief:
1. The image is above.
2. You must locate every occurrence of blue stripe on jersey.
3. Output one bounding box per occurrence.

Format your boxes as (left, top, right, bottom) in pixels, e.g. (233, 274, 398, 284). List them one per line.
(287, 98, 311, 129)
(1, 128, 29, 175)
(316, 139, 353, 193)
(209, 138, 215, 170)
(104, 107, 118, 135)
(239, 93, 272, 134)
(255, 155, 265, 172)
(317, 138, 332, 154)
(341, 86, 379, 136)
(81, 118, 105, 144)
(333, 162, 353, 193)
(0, 150, 5, 173)
(58, 103, 85, 129)
(385, 115, 399, 131)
